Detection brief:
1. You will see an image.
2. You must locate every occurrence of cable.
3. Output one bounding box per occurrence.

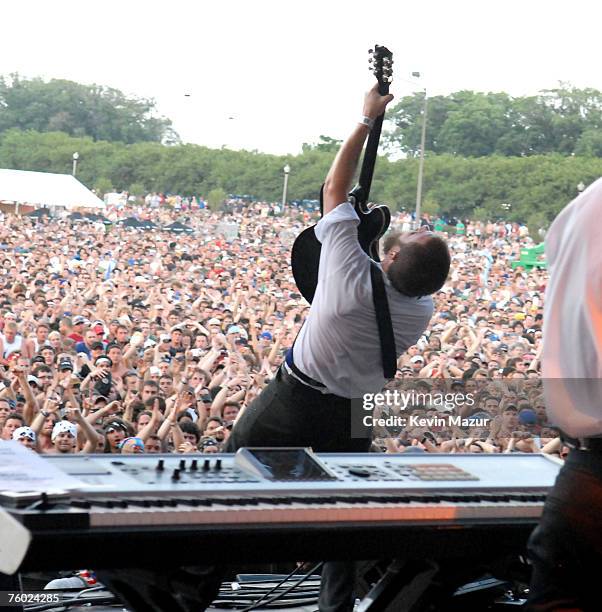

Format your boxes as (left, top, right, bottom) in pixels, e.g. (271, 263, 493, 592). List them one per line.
(240, 561, 324, 612)
(229, 564, 303, 605)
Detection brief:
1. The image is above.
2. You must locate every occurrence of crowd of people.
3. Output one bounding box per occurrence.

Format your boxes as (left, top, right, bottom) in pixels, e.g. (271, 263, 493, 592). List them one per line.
(0, 197, 562, 458)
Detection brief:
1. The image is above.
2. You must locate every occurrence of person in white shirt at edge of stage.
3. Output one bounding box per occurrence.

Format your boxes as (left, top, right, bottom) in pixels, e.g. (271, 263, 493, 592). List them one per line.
(526, 177, 602, 612)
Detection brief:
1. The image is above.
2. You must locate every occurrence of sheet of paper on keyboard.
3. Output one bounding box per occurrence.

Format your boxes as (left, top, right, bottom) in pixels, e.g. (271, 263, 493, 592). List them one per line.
(0, 440, 84, 492)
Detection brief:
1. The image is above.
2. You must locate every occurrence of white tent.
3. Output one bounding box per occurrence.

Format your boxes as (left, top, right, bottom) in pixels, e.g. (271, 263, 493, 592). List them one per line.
(0, 168, 104, 209)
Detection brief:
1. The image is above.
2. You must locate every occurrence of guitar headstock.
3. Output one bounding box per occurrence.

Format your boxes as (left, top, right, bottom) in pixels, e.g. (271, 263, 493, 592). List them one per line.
(368, 45, 393, 95)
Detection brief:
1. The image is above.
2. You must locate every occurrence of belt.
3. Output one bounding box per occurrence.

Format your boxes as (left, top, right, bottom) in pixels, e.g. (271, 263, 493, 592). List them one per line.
(285, 349, 326, 389)
(563, 436, 602, 453)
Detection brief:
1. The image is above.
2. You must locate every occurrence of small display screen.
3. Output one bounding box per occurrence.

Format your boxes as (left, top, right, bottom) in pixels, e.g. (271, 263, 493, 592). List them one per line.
(247, 448, 335, 481)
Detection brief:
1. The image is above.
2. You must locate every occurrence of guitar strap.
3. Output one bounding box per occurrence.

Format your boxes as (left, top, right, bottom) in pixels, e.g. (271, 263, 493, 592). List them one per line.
(370, 262, 397, 379)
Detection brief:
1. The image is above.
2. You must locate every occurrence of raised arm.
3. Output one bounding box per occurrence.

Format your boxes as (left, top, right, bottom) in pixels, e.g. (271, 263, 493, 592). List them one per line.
(322, 84, 393, 215)
(70, 407, 100, 454)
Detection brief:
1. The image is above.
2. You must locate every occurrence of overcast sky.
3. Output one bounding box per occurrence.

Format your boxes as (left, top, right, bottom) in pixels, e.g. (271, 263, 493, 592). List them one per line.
(3, 0, 601, 155)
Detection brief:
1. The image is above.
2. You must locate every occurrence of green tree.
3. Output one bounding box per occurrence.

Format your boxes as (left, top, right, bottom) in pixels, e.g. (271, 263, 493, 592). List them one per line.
(575, 129, 602, 157)
(207, 188, 227, 211)
(0, 74, 179, 144)
(421, 194, 440, 216)
(384, 85, 602, 158)
(94, 177, 113, 196)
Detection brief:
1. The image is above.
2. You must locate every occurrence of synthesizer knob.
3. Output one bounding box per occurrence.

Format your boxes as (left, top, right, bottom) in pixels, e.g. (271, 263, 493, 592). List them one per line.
(190, 459, 198, 471)
(156, 459, 165, 472)
(214, 459, 222, 470)
(203, 459, 211, 471)
(171, 469, 181, 481)
(349, 467, 371, 478)
(179, 459, 186, 470)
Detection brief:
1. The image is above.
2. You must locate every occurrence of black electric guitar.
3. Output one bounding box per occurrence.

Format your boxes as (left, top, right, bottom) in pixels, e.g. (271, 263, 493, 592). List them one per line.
(291, 45, 393, 303)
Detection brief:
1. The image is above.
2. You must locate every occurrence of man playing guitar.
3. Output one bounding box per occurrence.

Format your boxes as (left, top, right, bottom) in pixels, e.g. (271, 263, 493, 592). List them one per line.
(226, 83, 451, 610)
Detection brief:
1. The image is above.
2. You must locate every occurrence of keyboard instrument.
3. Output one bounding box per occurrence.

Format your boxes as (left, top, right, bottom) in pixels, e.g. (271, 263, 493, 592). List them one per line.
(0, 449, 561, 572)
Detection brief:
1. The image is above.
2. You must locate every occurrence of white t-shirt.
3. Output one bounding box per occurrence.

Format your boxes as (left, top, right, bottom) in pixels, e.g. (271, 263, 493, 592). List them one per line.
(542, 177, 602, 437)
(294, 202, 434, 398)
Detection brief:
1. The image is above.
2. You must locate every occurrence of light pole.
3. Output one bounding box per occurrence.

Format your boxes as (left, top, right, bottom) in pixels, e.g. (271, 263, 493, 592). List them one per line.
(282, 164, 291, 209)
(413, 73, 427, 229)
(72, 152, 79, 177)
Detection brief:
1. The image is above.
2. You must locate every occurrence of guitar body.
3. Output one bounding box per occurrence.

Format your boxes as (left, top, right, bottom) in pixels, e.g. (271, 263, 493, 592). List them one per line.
(290, 44, 394, 304)
(291, 203, 390, 303)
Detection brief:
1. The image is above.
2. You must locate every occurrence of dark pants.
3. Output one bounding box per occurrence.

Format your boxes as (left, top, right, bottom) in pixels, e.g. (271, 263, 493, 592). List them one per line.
(225, 366, 370, 453)
(225, 366, 371, 612)
(527, 449, 602, 611)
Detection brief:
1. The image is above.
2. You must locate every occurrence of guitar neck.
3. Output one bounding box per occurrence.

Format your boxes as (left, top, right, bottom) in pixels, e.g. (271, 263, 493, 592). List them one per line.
(353, 79, 390, 206)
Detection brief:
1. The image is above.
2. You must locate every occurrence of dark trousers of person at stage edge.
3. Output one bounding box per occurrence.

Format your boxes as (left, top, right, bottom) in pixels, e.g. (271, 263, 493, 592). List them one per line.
(97, 366, 370, 612)
(527, 449, 602, 612)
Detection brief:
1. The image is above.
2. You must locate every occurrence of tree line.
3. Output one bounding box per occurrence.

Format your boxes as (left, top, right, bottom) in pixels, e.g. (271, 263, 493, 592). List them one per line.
(1, 76, 602, 231)
(384, 85, 602, 158)
(2, 129, 601, 232)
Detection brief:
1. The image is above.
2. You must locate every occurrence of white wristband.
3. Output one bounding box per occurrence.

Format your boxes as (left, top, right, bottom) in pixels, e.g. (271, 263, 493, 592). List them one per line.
(358, 116, 375, 131)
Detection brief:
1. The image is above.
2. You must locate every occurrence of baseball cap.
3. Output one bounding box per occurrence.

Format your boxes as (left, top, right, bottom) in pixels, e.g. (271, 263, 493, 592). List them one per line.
(94, 355, 112, 367)
(410, 355, 424, 363)
(149, 366, 161, 376)
(73, 316, 88, 325)
(144, 339, 156, 348)
(199, 437, 219, 450)
(207, 318, 221, 326)
(90, 341, 104, 351)
(92, 395, 109, 404)
(27, 375, 40, 387)
(51, 421, 77, 441)
(118, 437, 145, 451)
(260, 331, 273, 341)
(13, 426, 36, 442)
(519, 408, 537, 425)
(93, 324, 104, 335)
(59, 359, 73, 371)
(226, 325, 242, 335)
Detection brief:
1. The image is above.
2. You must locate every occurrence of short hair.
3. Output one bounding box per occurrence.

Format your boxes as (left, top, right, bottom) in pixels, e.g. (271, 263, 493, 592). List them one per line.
(206, 416, 223, 428)
(387, 236, 450, 297)
(5, 413, 24, 425)
(180, 420, 200, 443)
